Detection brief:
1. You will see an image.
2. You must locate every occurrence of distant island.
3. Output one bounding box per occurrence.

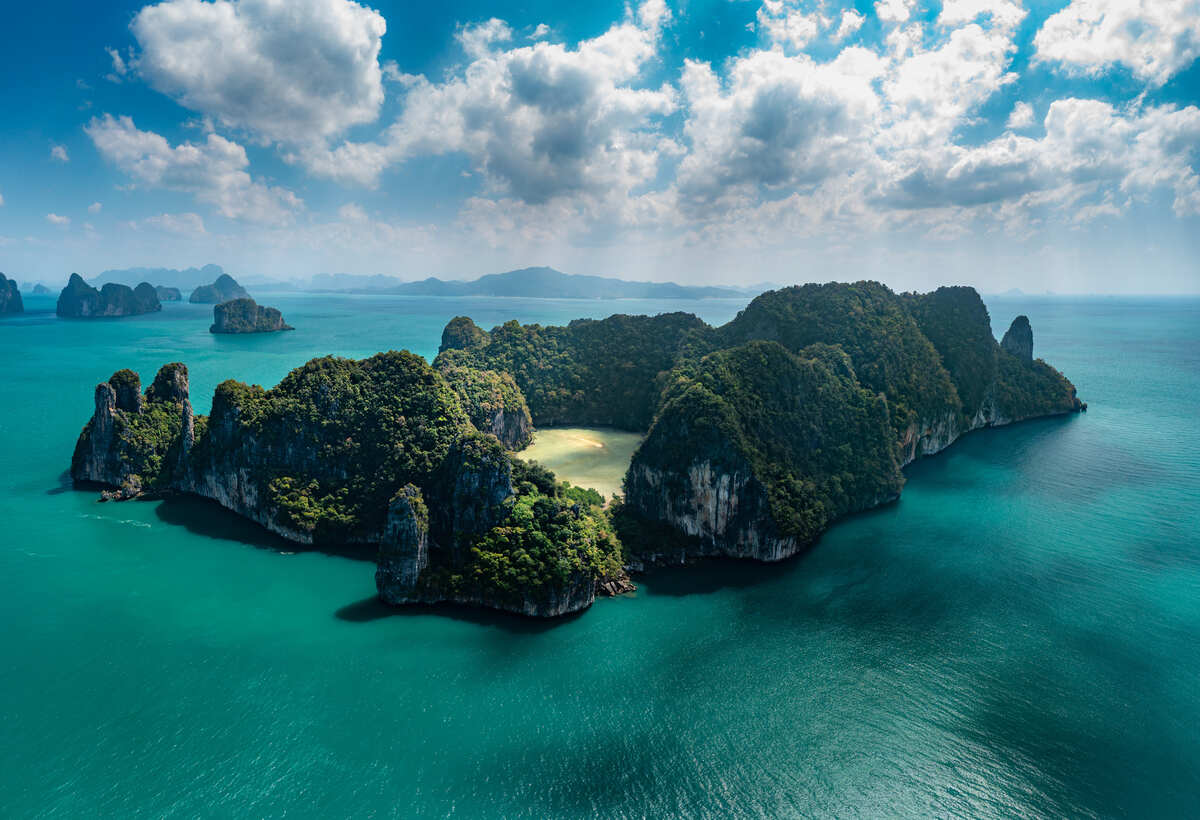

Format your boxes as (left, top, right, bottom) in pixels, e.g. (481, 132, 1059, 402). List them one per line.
(72, 282, 1084, 617)
(189, 274, 249, 304)
(57, 273, 160, 318)
(0, 273, 24, 315)
(31, 284, 53, 295)
(210, 298, 293, 334)
(155, 286, 182, 302)
(310, 267, 752, 299)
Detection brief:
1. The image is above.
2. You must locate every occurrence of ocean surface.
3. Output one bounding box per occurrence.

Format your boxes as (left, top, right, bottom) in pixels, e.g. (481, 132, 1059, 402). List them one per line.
(1, 291, 1198, 818)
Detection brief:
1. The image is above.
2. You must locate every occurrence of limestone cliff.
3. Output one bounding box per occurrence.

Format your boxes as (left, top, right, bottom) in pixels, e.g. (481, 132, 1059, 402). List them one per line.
(155, 286, 182, 302)
(57, 274, 161, 318)
(0, 273, 23, 315)
(209, 298, 293, 333)
(1001, 315, 1034, 361)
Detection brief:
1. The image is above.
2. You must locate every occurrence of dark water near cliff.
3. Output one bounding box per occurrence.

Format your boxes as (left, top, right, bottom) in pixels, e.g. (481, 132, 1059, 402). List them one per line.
(1, 292, 1198, 818)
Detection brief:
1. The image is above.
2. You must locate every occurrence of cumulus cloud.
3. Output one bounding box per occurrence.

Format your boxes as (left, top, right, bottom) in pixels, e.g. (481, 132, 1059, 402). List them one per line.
(1007, 101, 1035, 130)
(50, 145, 69, 162)
(676, 48, 883, 208)
(757, 1, 820, 51)
(85, 114, 302, 225)
(878, 99, 1200, 221)
(88, 201, 103, 213)
(875, 0, 916, 24)
(1034, 0, 1200, 87)
(46, 213, 71, 226)
(303, 0, 677, 204)
(131, 0, 386, 144)
(0, 192, 4, 207)
(835, 10, 865, 41)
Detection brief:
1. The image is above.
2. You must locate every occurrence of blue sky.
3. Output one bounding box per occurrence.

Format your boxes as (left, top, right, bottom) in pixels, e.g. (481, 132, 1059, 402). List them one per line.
(1, 0, 1198, 292)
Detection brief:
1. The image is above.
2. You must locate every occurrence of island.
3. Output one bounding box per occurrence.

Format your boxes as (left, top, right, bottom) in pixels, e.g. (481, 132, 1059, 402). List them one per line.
(56, 273, 160, 318)
(210, 298, 293, 334)
(155, 286, 182, 302)
(189, 273, 249, 304)
(0, 273, 23, 315)
(32, 284, 53, 295)
(71, 282, 1084, 617)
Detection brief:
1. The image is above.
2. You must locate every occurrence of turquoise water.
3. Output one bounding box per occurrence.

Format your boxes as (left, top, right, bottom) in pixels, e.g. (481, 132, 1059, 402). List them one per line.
(1, 292, 1198, 817)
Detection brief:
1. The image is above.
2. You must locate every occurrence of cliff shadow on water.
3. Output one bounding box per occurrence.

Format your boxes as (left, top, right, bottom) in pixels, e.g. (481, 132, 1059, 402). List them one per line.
(152, 495, 377, 562)
(333, 594, 583, 633)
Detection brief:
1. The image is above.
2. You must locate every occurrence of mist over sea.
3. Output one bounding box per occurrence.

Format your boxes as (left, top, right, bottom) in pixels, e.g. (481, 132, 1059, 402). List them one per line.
(2, 292, 1197, 817)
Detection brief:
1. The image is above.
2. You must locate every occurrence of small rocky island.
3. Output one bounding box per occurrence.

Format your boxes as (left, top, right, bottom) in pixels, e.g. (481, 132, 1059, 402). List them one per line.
(0, 273, 24, 315)
(72, 282, 1084, 617)
(189, 273, 249, 304)
(56, 273, 160, 318)
(155, 286, 182, 302)
(210, 298, 293, 334)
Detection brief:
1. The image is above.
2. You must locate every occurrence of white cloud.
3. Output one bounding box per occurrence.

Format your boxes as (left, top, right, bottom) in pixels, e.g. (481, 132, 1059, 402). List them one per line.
(676, 48, 883, 208)
(939, 0, 1026, 31)
(88, 201, 103, 213)
(1034, 0, 1200, 87)
(137, 212, 207, 234)
(85, 114, 303, 225)
(0, 192, 4, 207)
(51, 145, 69, 163)
(105, 46, 129, 82)
(131, 0, 386, 143)
(457, 18, 513, 58)
(302, 0, 677, 204)
(835, 10, 865, 41)
(532, 23, 551, 40)
(875, 0, 916, 24)
(46, 213, 71, 226)
(757, 1, 820, 51)
(1007, 101, 1035, 129)
(338, 202, 368, 221)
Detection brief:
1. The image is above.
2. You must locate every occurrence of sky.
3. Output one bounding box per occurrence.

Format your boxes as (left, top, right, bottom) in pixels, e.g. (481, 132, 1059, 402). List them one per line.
(0, 0, 1198, 292)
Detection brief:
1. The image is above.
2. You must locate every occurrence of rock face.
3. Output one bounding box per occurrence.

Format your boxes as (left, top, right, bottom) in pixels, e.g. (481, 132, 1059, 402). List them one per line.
(155, 286, 182, 301)
(189, 273, 249, 304)
(56, 274, 161, 317)
(71, 364, 191, 498)
(209, 298, 293, 333)
(1001, 315, 1034, 361)
(0, 273, 23, 315)
(32, 284, 52, 295)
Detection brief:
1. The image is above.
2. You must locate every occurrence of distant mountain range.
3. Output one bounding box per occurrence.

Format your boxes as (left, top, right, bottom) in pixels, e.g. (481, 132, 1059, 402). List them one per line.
(310, 267, 754, 299)
(86, 264, 757, 300)
(90, 264, 228, 290)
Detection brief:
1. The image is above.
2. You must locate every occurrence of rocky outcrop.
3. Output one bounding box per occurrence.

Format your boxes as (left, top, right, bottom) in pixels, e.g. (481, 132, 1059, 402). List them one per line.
(376, 485, 431, 603)
(32, 284, 52, 295)
(1001, 315, 1034, 361)
(56, 274, 161, 317)
(155, 286, 182, 301)
(189, 273, 249, 304)
(70, 364, 191, 498)
(0, 273, 23, 315)
(209, 298, 293, 333)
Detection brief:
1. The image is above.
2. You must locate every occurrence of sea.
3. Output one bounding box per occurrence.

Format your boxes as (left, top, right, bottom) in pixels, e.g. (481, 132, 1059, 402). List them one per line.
(1, 291, 1197, 818)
